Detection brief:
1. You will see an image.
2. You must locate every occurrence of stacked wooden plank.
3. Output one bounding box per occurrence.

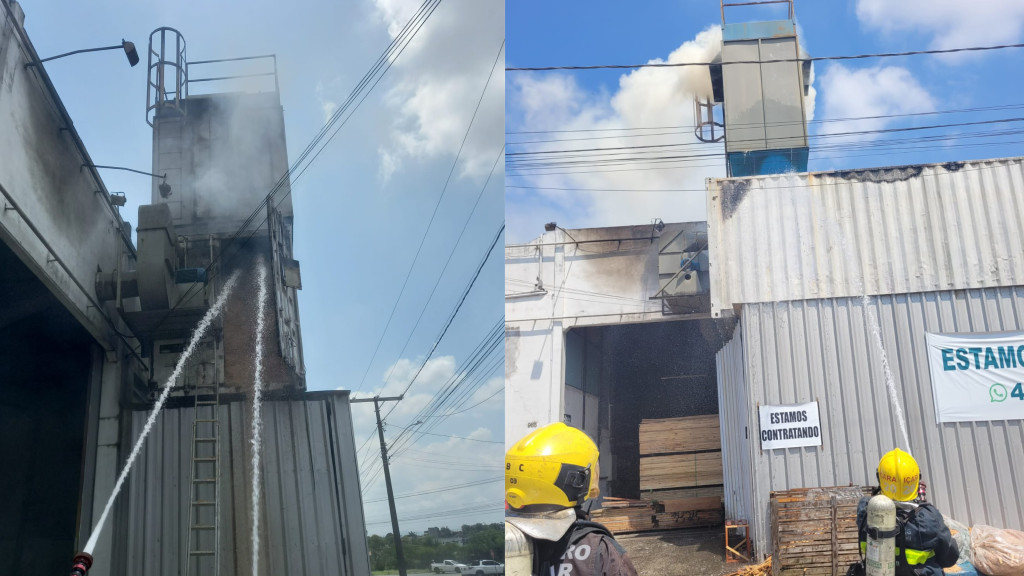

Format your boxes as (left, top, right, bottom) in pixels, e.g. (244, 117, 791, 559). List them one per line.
(769, 486, 872, 576)
(638, 414, 720, 454)
(592, 497, 725, 534)
(592, 415, 724, 534)
(639, 415, 723, 493)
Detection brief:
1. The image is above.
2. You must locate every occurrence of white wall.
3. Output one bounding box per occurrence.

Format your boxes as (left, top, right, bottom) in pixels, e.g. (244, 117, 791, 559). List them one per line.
(504, 223, 705, 445)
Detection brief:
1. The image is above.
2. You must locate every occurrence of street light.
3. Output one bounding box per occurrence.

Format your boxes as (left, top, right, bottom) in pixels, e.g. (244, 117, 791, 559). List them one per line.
(26, 39, 139, 69)
(83, 164, 171, 198)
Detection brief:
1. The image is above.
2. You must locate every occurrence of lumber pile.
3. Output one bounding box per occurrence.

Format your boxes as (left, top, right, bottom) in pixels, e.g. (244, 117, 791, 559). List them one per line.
(592, 498, 724, 534)
(638, 414, 720, 454)
(769, 486, 872, 576)
(592, 415, 724, 534)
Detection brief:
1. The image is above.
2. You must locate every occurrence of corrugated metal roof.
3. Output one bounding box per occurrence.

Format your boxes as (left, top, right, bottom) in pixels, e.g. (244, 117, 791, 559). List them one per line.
(707, 157, 1024, 316)
(119, 393, 370, 576)
(723, 287, 1024, 556)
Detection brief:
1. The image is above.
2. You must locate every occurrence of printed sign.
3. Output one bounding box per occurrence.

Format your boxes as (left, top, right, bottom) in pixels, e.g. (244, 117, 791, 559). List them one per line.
(925, 331, 1024, 423)
(758, 402, 822, 450)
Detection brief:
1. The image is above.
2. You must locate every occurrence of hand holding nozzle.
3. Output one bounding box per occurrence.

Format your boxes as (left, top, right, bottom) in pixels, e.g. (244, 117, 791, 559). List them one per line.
(70, 553, 93, 576)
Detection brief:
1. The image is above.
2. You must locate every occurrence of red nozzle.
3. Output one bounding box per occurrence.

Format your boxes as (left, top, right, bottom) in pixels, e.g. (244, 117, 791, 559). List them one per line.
(71, 553, 93, 576)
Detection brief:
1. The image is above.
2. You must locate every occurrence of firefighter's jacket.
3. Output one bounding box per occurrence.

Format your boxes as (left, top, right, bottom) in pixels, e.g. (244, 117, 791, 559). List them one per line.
(856, 497, 959, 576)
(533, 519, 638, 576)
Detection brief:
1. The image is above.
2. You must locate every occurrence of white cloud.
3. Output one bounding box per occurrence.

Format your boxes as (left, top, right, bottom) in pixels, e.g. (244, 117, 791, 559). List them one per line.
(817, 64, 936, 143)
(372, 0, 504, 182)
(315, 78, 344, 125)
(856, 0, 1024, 52)
(507, 26, 730, 240)
(351, 355, 504, 534)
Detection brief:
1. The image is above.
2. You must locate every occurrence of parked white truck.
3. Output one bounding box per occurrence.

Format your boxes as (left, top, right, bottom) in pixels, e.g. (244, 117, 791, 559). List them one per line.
(431, 560, 468, 573)
(466, 560, 504, 575)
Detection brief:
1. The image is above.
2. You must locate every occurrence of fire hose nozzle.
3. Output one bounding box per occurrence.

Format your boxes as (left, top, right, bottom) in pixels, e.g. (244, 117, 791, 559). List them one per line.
(71, 552, 93, 576)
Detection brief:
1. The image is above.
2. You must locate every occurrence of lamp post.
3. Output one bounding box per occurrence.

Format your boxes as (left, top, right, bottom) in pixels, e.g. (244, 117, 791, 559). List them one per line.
(83, 164, 171, 198)
(25, 39, 138, 69)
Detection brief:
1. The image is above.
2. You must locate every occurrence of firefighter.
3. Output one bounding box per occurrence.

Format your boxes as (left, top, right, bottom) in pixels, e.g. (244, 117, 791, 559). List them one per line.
(505, 422, 638, 576)
(854, 448, 959, 576)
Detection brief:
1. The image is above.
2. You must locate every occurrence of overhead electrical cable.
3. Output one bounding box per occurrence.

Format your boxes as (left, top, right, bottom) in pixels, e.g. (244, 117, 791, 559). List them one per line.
(506, 102, 1024, 136)
(352, 39, 506, 395)
(505, 42, 1024, 71)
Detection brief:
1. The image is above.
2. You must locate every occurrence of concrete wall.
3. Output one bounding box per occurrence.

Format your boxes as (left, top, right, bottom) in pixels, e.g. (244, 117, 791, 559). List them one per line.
(0, 3, 142, 570)
(0, 0, 135, 353)
(152, 92, 293, 236)
(504, 223, 707, 445)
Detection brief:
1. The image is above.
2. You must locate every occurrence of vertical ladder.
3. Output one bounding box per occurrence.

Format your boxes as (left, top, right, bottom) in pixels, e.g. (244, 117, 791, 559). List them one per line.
(185, 380, 220, 576)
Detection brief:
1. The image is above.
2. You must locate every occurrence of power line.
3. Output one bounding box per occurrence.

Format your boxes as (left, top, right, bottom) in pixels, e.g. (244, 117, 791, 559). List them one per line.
(391, 427, 504, 444)
(359, 320, 505, 485)
(505, 119, 1024, 167)
(505, 103, 1024, 137)
(506, 42, 1024, 71)
(363, 477, 503, 503)
(372, 144, 505, 396)
(353, 38, 506, 394)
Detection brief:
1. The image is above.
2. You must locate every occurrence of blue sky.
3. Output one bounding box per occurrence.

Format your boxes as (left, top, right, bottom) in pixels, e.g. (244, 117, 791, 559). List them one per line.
(25, 0, 503, 537)
(506, 0, 1024, 243)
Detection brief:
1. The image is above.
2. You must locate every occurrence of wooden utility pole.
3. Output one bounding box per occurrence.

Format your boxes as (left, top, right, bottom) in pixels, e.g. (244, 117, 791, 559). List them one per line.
(351, 395, 407, 576)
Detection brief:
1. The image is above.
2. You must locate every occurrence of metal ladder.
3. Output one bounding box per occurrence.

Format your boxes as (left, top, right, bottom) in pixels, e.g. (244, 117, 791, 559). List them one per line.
(185, 379, 220, 576)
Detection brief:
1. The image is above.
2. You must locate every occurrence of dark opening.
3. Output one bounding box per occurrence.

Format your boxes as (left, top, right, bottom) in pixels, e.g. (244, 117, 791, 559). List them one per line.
(0, 241, 93, 574)
(564, 319, 732, 499)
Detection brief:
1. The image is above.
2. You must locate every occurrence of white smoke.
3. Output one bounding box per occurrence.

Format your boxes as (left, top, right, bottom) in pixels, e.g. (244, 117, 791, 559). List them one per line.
(507, 26, 727, 241)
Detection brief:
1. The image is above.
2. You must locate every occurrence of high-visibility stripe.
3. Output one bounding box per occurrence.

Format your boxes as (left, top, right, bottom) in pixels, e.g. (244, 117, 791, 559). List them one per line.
(858, 542, 935, 566)
(903, 548, 935, 565)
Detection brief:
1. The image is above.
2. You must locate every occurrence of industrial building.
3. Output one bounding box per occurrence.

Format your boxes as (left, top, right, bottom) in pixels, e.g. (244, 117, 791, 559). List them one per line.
(0, 3, 369, 575)
(505, 0, 1024, 560)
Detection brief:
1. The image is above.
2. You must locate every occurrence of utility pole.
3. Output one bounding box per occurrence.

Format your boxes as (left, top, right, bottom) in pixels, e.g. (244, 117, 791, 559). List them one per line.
(351, 395, 407, 576)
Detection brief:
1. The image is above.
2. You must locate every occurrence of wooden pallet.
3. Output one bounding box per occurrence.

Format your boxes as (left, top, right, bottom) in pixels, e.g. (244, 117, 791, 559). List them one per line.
(639, 415, 720, 455)
(769, 486, 872, 576)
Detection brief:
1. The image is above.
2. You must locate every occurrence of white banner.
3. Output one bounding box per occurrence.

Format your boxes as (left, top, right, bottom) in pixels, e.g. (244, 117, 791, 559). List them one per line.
(758, 402, 822, 450)
(925, 331, 1024, 423)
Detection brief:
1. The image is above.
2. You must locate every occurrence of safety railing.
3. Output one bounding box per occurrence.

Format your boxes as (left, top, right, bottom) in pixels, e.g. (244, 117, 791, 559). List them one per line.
(146, 27, 188, 127)
(721, 0, 794, 23)
(187, 54, 279, 95)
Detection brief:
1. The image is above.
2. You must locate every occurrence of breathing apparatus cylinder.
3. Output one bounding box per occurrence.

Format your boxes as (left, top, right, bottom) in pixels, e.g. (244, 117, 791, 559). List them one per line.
(865, 495, 897, 576)
(505, 521, 534, 576)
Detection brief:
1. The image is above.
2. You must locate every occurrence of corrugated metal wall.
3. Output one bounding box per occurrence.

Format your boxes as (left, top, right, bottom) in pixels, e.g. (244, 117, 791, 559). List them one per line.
(729, 287, 1024, 556)
(707, 157, 1024, 317)
(121, 393, 370, 576)
(716, 323, 755, 531)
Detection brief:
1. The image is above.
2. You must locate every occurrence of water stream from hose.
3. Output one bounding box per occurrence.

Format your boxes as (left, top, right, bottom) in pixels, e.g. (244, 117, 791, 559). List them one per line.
(250, 262, 268, 575)
(83, 271, 240, 555)
(804, 188, 912, 453)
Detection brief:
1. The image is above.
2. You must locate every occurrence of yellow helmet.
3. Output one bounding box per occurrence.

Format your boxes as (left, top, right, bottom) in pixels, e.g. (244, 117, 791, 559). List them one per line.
(877, 448, 920, 501)
(505, 422, 600, 510)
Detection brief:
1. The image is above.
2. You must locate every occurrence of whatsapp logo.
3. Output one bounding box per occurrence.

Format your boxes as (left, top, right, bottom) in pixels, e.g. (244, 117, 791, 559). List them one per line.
(990, 383, 1008, 402)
